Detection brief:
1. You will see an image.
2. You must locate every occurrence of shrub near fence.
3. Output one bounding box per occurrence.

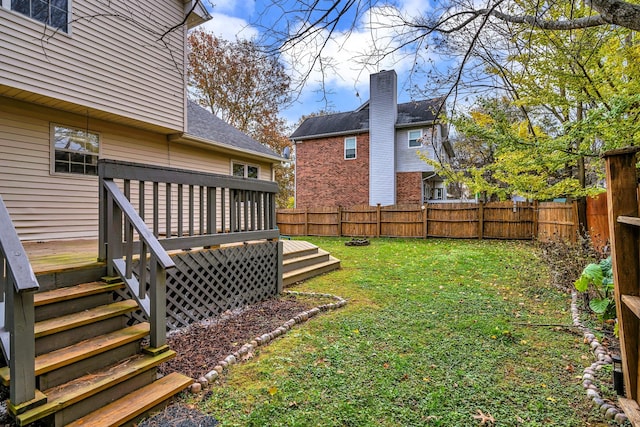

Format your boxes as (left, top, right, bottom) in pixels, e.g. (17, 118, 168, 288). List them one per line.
(277, 201, 579, 241)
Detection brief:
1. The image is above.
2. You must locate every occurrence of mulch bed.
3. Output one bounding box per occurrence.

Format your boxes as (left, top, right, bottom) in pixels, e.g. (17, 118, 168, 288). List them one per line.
(158, 293, 319, 379)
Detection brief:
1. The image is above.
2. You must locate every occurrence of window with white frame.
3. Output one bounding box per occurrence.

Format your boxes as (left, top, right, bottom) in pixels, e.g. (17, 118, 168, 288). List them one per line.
(52, 124, 99, 175)
(344, 136, 356, 159)
(6, 0, 69, 32)
(232, 162, 259, 179)
(408, 129, 423, 148)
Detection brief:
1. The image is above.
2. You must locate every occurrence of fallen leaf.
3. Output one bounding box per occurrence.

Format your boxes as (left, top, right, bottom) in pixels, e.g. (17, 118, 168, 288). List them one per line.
(473, 410, 495, 425)
(383, 363, 390, 369)
(565, 364, 574, 373)
(268, 386, 278, 396)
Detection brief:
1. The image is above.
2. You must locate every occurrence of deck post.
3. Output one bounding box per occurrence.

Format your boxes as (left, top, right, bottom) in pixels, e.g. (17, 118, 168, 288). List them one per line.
(604, 147, 640, 402)
(149, 259, 167, 349)
(7, 285, 36, 405)
(277, 240, 283, 294)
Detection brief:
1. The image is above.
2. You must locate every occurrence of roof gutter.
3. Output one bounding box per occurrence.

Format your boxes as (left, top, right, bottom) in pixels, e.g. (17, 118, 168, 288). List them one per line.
(168, 133, 285, 164)
(394, 120, 436, 129)
(291, 121, 442, 142)
(291, 128, 370, 142)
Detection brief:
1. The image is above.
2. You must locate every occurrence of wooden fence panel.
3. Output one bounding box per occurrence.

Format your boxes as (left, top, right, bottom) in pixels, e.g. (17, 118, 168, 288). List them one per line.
(537, 201, 578, 242)
(426, 203, 479, 238)
(308, 207, 340, 236)
(342, 205, 377, 237)
(483, 202, 535, 239)
(276, 209, 307, 236)
(276, 201, 577, 241)
(380, 205, 424, 237)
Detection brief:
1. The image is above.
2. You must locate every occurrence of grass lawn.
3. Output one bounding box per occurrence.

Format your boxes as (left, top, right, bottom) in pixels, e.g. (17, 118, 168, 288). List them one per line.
(198, 238, 613, 426)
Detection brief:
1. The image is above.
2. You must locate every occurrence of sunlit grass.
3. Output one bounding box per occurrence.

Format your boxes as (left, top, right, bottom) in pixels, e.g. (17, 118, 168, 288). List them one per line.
(199, 238, 609, 426)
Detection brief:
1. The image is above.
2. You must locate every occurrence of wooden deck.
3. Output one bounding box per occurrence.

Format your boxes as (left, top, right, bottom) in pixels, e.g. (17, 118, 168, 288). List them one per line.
(24, 239, 321, 275)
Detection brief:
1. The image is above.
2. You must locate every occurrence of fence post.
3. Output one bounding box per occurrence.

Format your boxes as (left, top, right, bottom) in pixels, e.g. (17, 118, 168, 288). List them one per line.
(423, 204, 428, 239)
(604, 147, 640, 403)
(376, 204, 381, 238)
(337, 206, 342, 237)
(572, 200, 579, 241)
(478, 203, 484, 240)
(533, 200, 539, 240)
(304, 208, 309, 236)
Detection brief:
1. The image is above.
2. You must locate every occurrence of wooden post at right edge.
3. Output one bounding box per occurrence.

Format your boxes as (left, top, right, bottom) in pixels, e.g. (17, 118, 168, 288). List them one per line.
(603, 147, 640, 408)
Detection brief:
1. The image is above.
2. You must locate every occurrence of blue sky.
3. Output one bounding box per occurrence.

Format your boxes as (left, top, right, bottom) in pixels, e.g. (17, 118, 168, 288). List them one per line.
(195, 0, 440, 126)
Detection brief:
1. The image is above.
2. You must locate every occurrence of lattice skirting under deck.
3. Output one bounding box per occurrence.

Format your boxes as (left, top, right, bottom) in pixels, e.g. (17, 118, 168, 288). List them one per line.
(115, 241, 279, 330)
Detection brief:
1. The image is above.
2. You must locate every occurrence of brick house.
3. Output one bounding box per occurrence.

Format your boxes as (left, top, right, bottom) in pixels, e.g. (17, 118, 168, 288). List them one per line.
(290, 70, 453, 208)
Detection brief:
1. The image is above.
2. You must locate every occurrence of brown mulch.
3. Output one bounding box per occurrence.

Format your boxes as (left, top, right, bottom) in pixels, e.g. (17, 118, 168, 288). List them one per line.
(158, 294, 319, 379)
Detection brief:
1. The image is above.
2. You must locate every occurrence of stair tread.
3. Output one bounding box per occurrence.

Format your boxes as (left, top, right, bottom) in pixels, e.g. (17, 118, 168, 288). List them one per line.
(0, 323, 150, 386)
(283, 249, 329, 265)
(283, 256, 341, 278)
(35, 300, 139, 338)
(34, 281, 123, 307)
(16, 350, 176, 426)
(65, 372, 193, 427)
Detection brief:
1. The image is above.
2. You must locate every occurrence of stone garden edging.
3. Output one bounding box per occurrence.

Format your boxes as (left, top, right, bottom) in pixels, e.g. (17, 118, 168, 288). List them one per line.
(571, 290, 628, 424)
(188, 291, 348, 393)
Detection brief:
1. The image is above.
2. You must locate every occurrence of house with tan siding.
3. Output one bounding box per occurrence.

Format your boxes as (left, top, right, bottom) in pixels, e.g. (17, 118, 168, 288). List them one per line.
(291, 70, 453, 208)
(0, 0, 282, 241)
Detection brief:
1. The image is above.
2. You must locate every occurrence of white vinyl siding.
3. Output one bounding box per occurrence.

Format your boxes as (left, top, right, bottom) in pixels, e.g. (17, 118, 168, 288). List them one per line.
(0, 97, 275, 241)
(0, 0, 186, 132)
(396, 127, 437, 173)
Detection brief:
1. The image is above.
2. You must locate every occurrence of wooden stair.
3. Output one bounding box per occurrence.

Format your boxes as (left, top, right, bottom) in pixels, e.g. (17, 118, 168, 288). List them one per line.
(5, 280, 192, 426)
(282, 241, 340, 286)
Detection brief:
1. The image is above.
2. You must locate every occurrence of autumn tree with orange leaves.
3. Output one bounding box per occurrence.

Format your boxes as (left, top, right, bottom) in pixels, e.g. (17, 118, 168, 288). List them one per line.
(187, 30, 293, 207)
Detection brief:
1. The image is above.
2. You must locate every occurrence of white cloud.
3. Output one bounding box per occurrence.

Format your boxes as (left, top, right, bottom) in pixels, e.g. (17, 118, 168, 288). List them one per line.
(197, 12, 259, 40)
(280, 1, 434, 110)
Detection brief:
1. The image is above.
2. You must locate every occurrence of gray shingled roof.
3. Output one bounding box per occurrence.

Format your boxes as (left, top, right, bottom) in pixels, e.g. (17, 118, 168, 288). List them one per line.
(186, 100, 281, 159)
(290, 97, 445, 140)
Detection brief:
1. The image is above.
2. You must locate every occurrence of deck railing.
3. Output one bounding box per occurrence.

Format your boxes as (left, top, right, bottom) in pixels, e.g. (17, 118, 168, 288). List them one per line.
(0, 195, 39, 406)
(98, 159, 280, 347)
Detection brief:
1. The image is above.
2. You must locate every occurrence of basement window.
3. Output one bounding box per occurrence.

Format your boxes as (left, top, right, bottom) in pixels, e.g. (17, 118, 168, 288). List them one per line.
(8, 0, 69, 32)
(52, 124, 100, 176)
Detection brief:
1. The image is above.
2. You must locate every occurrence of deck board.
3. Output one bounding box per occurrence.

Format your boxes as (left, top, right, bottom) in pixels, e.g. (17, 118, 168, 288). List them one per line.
(25, 238, 317, 274)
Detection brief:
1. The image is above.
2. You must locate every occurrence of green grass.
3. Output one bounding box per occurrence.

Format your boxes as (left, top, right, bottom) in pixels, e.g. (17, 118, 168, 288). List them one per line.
(198, 238, 610, 426)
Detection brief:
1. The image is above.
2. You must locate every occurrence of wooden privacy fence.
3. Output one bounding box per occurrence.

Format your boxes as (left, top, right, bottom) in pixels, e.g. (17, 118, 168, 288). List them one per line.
(277, 201, 578, 241)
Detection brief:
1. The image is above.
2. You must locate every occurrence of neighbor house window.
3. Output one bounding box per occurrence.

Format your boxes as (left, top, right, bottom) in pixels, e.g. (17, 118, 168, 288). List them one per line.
(344, 136, 356, 159)
(408, 129, 422, 148)
(52, 125, 99, 175)
(233, 162, 259, 179)
(9, 0, 69, 32)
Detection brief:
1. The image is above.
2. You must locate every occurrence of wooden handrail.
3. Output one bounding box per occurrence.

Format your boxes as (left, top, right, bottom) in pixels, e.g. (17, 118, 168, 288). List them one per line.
(0, 196, 38, 405)
(0, 197, 39, 293)
(103, 180, 175, 270)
